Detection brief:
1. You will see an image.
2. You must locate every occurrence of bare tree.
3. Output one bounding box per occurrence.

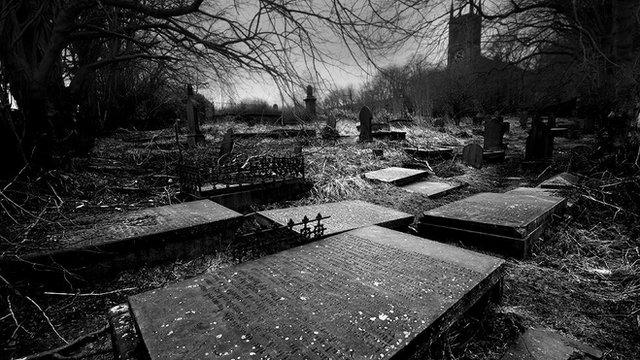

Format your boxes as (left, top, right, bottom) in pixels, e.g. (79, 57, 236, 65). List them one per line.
(0, 0, 437, 173)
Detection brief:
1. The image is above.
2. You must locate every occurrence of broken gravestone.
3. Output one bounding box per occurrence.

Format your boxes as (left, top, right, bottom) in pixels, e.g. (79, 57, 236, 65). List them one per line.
(462, 143, 483, 169)
(538, 172, 579, 190)
(128, 225, 505, 360)
(358, 106, 373, 142)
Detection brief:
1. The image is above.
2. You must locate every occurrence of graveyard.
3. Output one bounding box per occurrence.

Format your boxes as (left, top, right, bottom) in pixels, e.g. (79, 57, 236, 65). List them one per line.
(1, 1, 640, 360)
(0, 107, 638, 360)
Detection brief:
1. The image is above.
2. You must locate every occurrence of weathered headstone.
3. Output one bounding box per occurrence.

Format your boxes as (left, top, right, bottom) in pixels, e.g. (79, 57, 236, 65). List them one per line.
(483, 116, 507, 151)
(501, 327, 602, 360)
(321, 114, 339, 139)
(418, 192, 567, 258)
(258, 200, 413, 237)
(303, 85, 317, 116)
(185, 85, 205, 147)
(363, 167, 428, 185)
(218, 129, 234, 161)
(273, 104, 278, 110)
(525, 116, 553, 163)
(401, 181, 464, 198)
(358, 106, 373, 142)
(462, 143, 483, 169)
(128, 225, 505, 360)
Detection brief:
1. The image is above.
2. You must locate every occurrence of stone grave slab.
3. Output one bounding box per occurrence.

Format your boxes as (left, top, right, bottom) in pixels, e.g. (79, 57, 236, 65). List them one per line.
(483, 149, 506, 162)
(403, 147, 455, 160)
(10, 200, 243, 278)
(538, 172, 579, 189)
(371, 131, 406, 141)
(363, 167, 428, 186)
(501, 327, 602, 360)
(418, 192, 566, 258)
(550, 127, 569, 138)
(401, 181, 465, 198)
(129, 225, 505, 360)
(258, 200, 413, 237)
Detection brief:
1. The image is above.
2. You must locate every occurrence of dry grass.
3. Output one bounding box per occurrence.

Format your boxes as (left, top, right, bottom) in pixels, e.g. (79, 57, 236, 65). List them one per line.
(1, 113, 639, 359)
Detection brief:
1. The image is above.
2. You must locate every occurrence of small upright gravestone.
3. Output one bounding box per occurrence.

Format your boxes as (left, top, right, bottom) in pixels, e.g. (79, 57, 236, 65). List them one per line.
(303, 85, 317, 116)
(185, 85, 205, 147)
(483, 116, 507, 151)
(462, 143, 483, 169)
(525, 116, 553, 162)
(218, 129, 234, 162)
(519, 111, 528, 128)
(358, 106, 373, 142)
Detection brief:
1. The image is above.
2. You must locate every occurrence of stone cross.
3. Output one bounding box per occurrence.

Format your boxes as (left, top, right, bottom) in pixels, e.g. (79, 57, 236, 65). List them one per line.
(185, 84, 205, 147)
(358, 106, 373, 142)
(462, 143, 483, 169)
(218, 129, 234, 162)
(483, 116, 506, 151)
(304, 85, 317, 116)
(525, 116, 553, 162)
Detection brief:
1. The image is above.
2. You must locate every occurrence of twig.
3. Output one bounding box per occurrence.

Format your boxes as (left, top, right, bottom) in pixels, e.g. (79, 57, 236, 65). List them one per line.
(44, 287, 136, 297)
(15, 324, 109, 360)
(25, 295, 68, 344)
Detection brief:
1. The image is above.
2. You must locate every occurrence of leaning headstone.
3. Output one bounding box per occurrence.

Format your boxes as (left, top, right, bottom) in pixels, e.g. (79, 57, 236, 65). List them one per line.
(259, 200, 413, 237)
(358, 106, 373, 142)
(418, 192, 567, 258)
(218, 129, 234, 161)
(501, 327, 602, 360)
(525, 116, 553, 163)
(462, 143, 483, 169)
(483, 116, 507, 150)
(185, 85, 205, 147)
(128, 225, 505, 360)
(272, 104, 278, 110)
(303, 85, 317, 116)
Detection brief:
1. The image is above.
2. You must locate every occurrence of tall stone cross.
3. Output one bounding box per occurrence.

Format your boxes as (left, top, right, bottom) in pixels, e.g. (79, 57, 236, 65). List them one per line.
(186, 84, 205, 147)
(358, 106, 373, 142)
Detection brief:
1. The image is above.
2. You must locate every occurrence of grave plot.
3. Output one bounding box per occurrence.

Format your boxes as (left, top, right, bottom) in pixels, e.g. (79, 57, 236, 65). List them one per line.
(128, 225, 505, 360)
(417, 192, 567, 258)
(258, 200, 413, 237)
(363, 166, 428, 185)
(1, 200, 242, 280)
(401, 181, 466, 198)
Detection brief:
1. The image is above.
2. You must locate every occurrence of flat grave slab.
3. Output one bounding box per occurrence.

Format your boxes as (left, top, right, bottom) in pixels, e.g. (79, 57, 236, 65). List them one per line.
(403, 147, 455, 160)
(538, 172, 579, 189)
(418, 192, 566, 258)
(501, 327, 602, 360)
(505, 187, 562, 200)
(53, 200, 241, 249)
(483, 149, 506, 162)
(372, 131, 406, 141)
(258, 200, 413, 237)
(129, 225, 505, 360)
(363, 167, 428, 185)
(401, 181, 465, 198)
(7, 200, 243, 278)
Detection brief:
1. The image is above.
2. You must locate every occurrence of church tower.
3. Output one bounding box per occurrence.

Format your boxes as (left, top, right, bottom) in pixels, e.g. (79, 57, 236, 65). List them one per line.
(448, 0, 482, 68)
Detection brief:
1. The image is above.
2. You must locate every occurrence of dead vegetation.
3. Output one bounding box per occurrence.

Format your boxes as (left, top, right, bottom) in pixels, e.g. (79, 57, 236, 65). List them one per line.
(1, 114, 639, 359)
